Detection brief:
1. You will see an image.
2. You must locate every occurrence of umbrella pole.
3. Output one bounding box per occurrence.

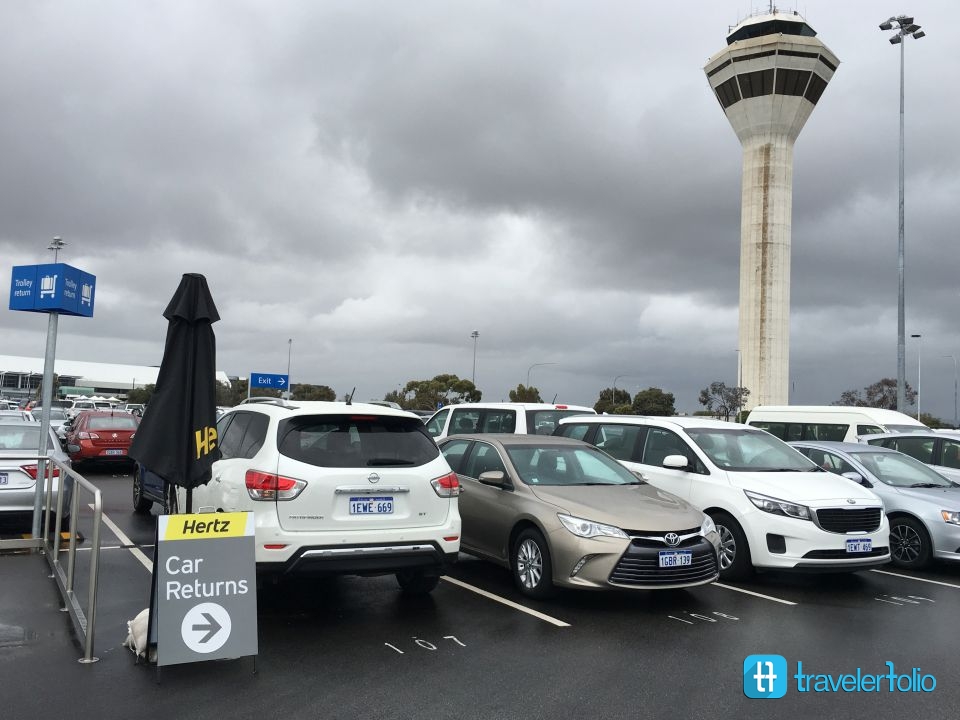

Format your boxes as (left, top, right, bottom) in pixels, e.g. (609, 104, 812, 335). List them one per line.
(186, 488, 193, 514)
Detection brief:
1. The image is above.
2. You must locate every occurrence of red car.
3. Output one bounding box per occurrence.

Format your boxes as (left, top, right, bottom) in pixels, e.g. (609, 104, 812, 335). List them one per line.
(65, 411, 139, 467)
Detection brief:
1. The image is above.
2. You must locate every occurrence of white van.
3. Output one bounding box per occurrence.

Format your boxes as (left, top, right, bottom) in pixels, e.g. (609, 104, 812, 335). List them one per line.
(745, 405, 928, 443)
(425, 403, 596, 440)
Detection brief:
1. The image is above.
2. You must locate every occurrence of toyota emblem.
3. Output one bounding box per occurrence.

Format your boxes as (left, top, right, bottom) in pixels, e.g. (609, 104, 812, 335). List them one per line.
(367, 472, 380, 484)
(664, 532, 680, 547)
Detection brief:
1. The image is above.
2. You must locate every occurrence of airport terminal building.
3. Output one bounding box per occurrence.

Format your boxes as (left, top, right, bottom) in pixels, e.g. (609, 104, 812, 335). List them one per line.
(0, 354, 231, 404)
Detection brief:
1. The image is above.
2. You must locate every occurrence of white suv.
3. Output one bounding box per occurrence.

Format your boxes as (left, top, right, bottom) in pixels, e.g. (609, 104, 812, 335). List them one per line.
(182, 401, 461, 594)
(556, 415, 890, 579)
(426, 403, 596, 440)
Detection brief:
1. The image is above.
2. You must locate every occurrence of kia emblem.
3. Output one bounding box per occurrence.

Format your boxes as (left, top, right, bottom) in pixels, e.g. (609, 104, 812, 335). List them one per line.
(367, 473, 380, 484)
(664, 532, 680, 547)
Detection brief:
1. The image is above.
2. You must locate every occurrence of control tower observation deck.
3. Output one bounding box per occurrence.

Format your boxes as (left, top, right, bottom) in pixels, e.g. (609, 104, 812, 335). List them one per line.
(704, 12, 838, 410)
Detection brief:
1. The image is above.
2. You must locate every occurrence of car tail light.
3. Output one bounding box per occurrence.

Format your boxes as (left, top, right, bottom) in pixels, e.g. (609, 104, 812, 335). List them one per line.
(245, 470, 306, 501)
(430, 472, 460, 497)
(78, 432, 100, 440)
(20, 464, 61, 479)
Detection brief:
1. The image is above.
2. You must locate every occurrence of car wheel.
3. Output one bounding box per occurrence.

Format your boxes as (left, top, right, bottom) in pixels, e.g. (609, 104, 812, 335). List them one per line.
(512, 528, 554, 599)
(889, 516, 931, 569)
(710, 511, 753, 580)
(395, 569, 440, 595)
(132, 468, 152, 514)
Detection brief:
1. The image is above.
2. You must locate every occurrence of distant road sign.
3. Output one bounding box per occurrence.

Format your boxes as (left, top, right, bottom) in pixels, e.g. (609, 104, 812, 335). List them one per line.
(249, 372, 289, 390)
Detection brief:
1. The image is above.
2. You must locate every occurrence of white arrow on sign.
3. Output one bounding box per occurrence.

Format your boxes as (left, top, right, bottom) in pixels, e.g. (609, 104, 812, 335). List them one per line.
(278, 378, 286, 386)
(181, 602, 232, 654)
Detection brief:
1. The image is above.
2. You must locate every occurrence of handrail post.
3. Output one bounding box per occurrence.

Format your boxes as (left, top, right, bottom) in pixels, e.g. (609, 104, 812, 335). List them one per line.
(80, 492, 103, 664)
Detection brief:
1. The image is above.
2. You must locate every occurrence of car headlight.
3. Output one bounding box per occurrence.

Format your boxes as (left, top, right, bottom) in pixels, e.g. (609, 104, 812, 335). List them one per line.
(700, 515, 716, 536)
(558, 513, 628, 539)
(942, 510, 960, 526)
(744, 490, 812, 521)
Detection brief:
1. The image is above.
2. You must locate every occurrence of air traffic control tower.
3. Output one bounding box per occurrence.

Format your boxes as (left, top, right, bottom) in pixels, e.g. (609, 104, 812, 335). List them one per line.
(704, 12, 838, 410)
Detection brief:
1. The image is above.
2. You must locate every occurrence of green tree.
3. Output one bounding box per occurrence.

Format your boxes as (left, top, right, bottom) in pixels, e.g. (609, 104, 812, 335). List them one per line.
(509, 384, 542, 402)
(292, 384, 336, 401)
(128, 384, 155, 405)
(835, 378, 916, 410)
(382, 389, 409, 409)
(632, 387, 676, 416)
(215, 379, 279, 407)
(594, 387, 632, 414)
(698, 381, 749, 421)
(401, 374, 481, 411)
(919, 412, 948, 429)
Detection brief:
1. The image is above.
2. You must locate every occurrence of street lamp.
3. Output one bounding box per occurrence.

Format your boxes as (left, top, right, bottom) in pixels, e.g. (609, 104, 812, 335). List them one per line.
(911, 333, 922, 419)
(526, 362, 557, 388)
(880, 15, 925, 412)
(471, 330, 479, 384)
(945, 355, 958, 428)
(47, 236, 66, 262)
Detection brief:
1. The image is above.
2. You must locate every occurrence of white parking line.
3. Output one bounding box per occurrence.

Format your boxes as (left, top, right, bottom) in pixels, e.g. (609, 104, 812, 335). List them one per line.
(871, 569, 960, 590)
(92, 506, 153, 573)
(711, 582, 797, 606)
(440, 576, 571, 627)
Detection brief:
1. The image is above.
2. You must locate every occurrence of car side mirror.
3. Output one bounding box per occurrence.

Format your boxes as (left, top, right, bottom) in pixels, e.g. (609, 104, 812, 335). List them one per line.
(632, 470, 647, 482)
(478, 470, 508, 488)
(841, 471, 871, 488)
(663, 454, 690, 470)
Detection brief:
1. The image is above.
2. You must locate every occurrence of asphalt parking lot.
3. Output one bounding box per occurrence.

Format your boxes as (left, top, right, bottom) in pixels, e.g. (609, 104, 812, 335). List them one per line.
(2, 469, 959, 719)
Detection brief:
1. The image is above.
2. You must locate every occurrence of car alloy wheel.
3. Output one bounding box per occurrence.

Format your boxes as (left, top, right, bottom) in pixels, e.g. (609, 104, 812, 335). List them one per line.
(889, 517, 930, 568)
(517, 539, 543, 589)
(717, 525, 737, 570)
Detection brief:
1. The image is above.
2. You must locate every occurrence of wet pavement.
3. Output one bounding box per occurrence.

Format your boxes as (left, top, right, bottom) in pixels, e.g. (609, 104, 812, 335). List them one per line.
(2, 471, 959, 719)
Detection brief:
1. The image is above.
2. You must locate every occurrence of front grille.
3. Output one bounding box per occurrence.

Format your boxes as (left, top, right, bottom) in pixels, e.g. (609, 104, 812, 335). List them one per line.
(609, 538, 718, 587)
(626, 527, 701, 549)
(815, 508, 882, 534)
(802, 547, 889, 559)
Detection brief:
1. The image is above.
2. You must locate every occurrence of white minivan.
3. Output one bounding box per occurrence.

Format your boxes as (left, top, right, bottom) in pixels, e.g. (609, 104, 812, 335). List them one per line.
(425, 403, 595, 441)
(745, 405, 927, 443)
(556, 415, 890, 579)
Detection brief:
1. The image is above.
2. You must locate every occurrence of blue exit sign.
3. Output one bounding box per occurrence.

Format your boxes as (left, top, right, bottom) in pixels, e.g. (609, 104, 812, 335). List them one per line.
(9, 263, 96, 317)
(250, 372, 289, 390)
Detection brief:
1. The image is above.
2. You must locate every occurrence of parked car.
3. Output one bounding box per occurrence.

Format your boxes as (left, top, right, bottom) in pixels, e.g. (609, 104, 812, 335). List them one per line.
(0, 409, 34, 422)
(791, 440, 960, 569)
(122, 404, 144, 415)
(0, 420, 73, 526)
(556, 415, 890, 579)
(745, 405, 928, 443)
(438, 433, 720, 598)
(64, 411, 139, 468)
(30, 407, 69, 442)
(170, 401, 461, 594)
(65, 399, 98, 420)
(425, 403, 596, 441)
(861, 431, 960, 484)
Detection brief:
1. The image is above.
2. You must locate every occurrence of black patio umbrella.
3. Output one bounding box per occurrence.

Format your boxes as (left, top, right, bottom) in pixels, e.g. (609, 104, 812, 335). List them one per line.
(129, 273, 221, 513)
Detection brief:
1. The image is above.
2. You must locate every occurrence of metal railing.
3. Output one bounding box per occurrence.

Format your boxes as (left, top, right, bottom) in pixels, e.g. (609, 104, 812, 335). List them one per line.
(0, 454, 103, 663)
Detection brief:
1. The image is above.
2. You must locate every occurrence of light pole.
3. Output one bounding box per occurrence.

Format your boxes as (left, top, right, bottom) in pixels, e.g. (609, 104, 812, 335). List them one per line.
(286, 338, 293, 399)
(880, 15, 925, 412)
(526, 362, 557, 388)
(734, 349, 743, 421)
(945, 355, 958, 428)
(911, 333, 922, 419)
(471, 330, 479, 385)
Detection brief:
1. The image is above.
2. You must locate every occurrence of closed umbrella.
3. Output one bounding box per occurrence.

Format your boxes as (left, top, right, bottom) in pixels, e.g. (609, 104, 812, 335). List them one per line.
(128, 273, 221, 512)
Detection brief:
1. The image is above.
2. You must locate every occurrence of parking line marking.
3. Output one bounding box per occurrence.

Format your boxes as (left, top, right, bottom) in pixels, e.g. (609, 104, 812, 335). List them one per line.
(440, 576, 571, 627)
(870, 569, 960, 590)
(92, 506, 153, 573)
(875, 598, 903, 605)
(711, 582, 797, 606)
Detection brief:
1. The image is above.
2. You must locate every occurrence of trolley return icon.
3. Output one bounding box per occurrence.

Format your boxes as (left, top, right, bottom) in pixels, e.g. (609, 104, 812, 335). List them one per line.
(150, 512, 258, 667)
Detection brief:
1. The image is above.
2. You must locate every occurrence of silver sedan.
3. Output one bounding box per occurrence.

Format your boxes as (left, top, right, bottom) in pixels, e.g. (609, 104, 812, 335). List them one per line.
(791, 440, 960, 569)
(0, 420, 73, 527)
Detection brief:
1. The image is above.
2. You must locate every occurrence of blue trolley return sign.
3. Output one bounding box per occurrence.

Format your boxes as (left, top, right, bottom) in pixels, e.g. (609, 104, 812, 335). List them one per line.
(249, 372, 289, 390)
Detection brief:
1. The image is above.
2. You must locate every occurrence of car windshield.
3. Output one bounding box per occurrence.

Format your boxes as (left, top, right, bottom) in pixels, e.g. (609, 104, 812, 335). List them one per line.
(884, 424, 931, 434)
(278, 414, 440, 468)
(686, 427, 816, 472)
(850, 451, 956, 488)
(505, 445, 641, 486)
(0, 425, 41, 450)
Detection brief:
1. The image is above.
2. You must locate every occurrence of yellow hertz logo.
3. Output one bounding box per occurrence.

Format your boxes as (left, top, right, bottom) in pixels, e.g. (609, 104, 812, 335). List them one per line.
(162, 512, 252, 540)
(195, 426, 217, 460)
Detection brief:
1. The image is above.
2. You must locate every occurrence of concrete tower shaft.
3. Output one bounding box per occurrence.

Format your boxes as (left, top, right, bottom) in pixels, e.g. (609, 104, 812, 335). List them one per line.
(704, 12, 838, 410)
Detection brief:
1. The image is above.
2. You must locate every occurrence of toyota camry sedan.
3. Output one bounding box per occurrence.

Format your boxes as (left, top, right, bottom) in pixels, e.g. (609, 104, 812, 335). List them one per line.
(437, 434, 720, 598)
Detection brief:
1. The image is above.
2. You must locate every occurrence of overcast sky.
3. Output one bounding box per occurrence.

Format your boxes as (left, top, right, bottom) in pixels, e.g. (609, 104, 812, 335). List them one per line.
(1, 1, 958, 419)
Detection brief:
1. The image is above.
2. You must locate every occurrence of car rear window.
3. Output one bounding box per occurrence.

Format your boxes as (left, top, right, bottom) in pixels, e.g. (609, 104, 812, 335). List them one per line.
(526, 410, 592, 436)
(278, 414, 440, 468)
(0, 425, 41, 449)
(88, 416, 139, 430)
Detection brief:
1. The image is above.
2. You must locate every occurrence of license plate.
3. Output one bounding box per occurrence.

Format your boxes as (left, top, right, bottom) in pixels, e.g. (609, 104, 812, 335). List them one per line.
(0, 472, 7, 485)
(846, 539, 872, 553)
(105, 449, 125, 456)
(659, 550, 692, 568)
(349, 496, 393, 514)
